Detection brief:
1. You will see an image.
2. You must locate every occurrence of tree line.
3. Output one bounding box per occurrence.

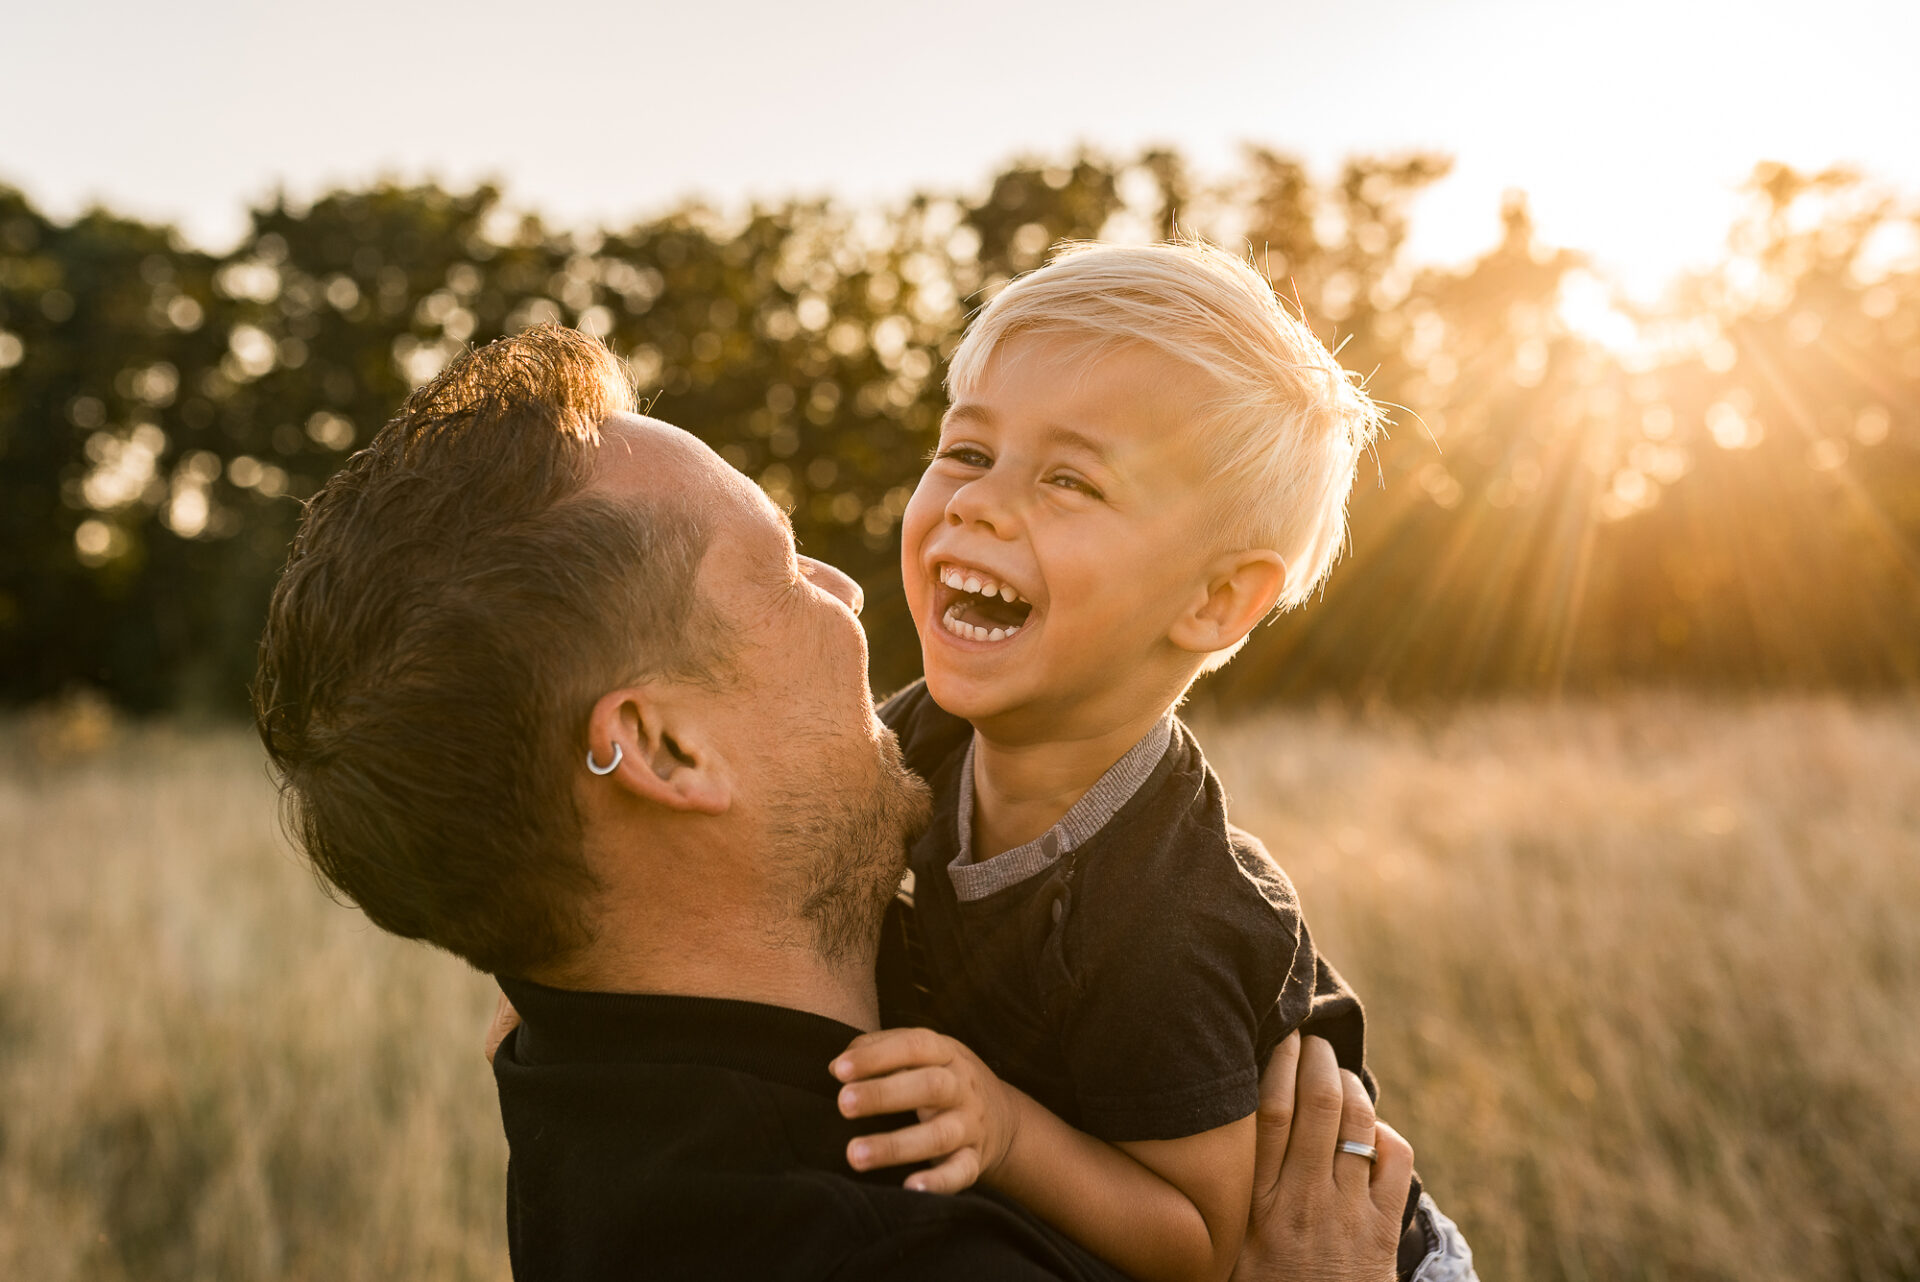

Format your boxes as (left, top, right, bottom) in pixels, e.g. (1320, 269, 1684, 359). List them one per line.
(1, 150, 1916, 712)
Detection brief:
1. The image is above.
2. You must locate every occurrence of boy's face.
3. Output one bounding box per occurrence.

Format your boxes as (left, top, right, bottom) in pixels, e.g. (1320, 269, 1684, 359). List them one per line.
(900, 335, 1220, 740)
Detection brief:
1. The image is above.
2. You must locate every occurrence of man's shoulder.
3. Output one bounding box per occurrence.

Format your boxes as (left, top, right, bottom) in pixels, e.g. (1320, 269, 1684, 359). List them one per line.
(510, 1162, 1116, 1281)
(876, 678, 973, 779)
(492, 988, 1122, 1282)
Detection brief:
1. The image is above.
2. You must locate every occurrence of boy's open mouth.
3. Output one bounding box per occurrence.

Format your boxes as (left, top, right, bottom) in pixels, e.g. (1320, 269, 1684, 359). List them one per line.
(934, 562, 1033, 643)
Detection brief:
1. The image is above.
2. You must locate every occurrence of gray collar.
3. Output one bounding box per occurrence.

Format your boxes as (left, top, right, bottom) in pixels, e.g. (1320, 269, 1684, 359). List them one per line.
(948, 715, 1176, 902)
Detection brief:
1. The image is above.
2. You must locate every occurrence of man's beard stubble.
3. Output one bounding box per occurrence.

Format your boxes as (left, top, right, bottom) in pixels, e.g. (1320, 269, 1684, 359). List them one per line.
(774, 726, 932, 969)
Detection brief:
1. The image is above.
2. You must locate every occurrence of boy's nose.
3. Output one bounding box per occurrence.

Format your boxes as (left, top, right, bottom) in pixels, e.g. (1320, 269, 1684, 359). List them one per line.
(945, 475, 1021, 537)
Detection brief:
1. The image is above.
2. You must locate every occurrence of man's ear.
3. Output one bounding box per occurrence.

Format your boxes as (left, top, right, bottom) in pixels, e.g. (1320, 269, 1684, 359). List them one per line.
(583, 687, 731, 816)
(1168, 550, 1288, 656)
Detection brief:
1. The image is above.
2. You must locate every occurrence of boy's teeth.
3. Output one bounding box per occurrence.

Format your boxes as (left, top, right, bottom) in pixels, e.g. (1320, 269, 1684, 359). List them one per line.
(937, 563, 1028, 606)
(940, 602, 1022, 645)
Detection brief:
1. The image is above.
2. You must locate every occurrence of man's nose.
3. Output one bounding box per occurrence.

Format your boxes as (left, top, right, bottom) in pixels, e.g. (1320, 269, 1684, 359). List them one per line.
(800, 556, 864, 616)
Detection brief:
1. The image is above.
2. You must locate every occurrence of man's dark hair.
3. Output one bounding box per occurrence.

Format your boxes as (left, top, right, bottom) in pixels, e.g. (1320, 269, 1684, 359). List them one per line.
(254, 325, 712, 975)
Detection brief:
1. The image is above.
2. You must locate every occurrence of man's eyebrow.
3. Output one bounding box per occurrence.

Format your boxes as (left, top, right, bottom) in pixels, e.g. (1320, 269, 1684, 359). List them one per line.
(764, 493, 797, 542)
(769, 495, 802, 559)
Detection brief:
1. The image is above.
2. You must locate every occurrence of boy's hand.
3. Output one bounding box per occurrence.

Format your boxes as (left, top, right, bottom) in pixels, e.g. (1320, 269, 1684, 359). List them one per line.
(830, 1027, 1019, 1194)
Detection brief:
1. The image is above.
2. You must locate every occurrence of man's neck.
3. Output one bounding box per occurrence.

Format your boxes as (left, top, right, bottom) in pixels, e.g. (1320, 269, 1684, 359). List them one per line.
(969, 705, 1168, 860)
(532, 921, 883, 1033)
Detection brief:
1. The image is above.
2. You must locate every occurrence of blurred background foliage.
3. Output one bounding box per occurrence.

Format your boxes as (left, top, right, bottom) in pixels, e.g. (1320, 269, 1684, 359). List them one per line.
(2, 147, 1916, 712)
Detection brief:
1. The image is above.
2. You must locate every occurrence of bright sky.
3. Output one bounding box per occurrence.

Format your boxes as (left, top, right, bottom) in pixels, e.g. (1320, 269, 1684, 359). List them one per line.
(13, 0, 1917, 298)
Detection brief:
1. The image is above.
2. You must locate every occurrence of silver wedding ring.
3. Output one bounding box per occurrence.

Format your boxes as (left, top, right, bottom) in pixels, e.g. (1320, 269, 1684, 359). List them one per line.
(1337, 1139, 1378, 1163)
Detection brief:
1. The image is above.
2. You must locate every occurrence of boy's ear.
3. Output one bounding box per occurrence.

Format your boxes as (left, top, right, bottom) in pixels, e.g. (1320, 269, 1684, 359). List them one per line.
(1168, 550, 1288, 656)
(582, 687, 731, 816)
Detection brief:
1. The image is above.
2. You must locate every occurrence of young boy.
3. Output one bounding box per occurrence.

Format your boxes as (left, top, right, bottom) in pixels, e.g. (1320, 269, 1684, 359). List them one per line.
(830, 240, 1424, 1282)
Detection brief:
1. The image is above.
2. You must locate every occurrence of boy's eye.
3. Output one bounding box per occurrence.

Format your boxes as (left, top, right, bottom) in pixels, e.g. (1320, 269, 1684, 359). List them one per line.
(1047, 473, 1103, 500)
(935, 445, 992, 468)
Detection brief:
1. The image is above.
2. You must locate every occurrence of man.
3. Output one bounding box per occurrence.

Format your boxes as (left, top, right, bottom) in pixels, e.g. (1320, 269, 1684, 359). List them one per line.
(254, 326, 1439, 1280)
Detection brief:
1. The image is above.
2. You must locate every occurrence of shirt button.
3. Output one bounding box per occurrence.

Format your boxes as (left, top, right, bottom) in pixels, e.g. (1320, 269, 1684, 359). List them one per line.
(1041, 831, 1060, 859)
(1050, 897, 1064, 924)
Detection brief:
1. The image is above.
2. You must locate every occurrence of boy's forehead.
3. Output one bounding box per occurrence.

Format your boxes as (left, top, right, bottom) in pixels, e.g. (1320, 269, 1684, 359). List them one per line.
(965, 332, 1206, 403)
(949, 336, 1215, 459)
(960, 331, 1116, 396)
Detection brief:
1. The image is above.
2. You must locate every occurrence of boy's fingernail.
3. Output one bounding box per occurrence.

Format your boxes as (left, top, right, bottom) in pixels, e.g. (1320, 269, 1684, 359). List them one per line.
(905, 1176, 924, 1192)
(849, 1142, 869, 1167)
(838, 1088, 857, 1114)
(830, 1058, 852, 1078)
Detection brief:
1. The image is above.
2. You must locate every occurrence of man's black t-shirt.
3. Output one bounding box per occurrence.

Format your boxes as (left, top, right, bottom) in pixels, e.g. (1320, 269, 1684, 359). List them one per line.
(878, 680, 1373, 1142)
(492, 977, 1128, 1281)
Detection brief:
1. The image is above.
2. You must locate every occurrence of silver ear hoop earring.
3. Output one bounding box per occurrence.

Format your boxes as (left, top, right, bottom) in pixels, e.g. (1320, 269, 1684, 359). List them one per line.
(586, 743, 623, 776)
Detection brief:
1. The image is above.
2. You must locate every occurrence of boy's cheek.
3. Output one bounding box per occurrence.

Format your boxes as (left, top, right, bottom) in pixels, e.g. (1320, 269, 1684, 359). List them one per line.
(899, 474, 950, 547)
(898, 551, 931, 633)
(898, 495, 944, 622)
(898, 493, 924, 554)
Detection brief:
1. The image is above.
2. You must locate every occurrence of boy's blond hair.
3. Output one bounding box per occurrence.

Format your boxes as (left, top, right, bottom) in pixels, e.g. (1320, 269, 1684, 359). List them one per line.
(948, 239, 1383, 650)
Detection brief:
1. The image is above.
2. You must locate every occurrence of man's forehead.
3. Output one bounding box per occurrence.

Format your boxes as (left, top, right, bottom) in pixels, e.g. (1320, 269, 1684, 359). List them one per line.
(596, 412, 705, 473)
(593, 414, 733, 505)
(592, 412, 792, 545)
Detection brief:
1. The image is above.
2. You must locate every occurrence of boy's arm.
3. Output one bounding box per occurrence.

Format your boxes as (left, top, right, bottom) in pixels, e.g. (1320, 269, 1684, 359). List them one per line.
(833, 1027, 1251, 1282)
(1002, 1097, 1253, 1282)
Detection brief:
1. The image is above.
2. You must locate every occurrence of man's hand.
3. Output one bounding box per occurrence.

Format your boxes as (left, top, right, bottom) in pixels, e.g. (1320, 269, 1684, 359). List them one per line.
(1233, 1033, 1414, 1282)
(483, 990, 520, 1065)
(830, 1027, 1020, 1194)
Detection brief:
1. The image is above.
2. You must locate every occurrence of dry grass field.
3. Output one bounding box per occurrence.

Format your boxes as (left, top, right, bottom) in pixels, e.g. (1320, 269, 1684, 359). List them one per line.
(3, 697, 1917, 1281)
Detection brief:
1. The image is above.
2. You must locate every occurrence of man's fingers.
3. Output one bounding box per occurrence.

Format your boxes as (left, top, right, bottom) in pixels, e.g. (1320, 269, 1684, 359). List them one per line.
(1249, 1031, 1302, 1208)
(1234, 1050, 1413, 1282)
(836, 1066, 960, 1119)
(846, 1111, 972, 1171)
(831, 1027, 948, 1082)
(1332, 1068, 1379, 1196)
(1370, 1119, 1415, 1220)
(1279, 1035, 1345, 1186)
(904, 1146, 982, 1194)
(483, 991, 520, 1065)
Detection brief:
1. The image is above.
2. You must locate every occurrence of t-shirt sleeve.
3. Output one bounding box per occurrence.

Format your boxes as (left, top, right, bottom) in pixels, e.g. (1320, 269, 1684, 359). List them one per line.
(1055, 820, 1320, 1143)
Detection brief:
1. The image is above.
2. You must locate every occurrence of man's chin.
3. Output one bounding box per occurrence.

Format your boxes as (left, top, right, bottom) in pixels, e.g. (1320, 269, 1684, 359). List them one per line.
(875, 721, 931, 809)
(883, 756, 934, 850)
(788, 750, 931, 969)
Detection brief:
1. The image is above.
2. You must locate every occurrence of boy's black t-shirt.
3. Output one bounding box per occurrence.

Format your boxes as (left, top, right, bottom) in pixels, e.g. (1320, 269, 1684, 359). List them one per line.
(878, 680, 1372, 1144)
